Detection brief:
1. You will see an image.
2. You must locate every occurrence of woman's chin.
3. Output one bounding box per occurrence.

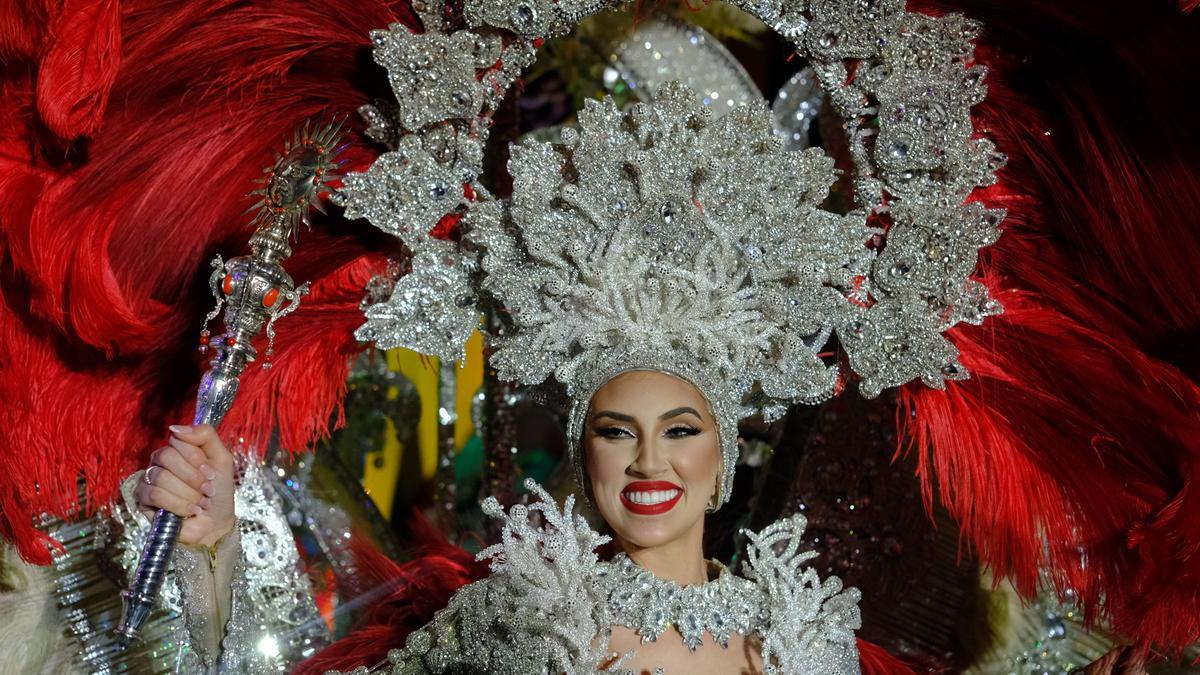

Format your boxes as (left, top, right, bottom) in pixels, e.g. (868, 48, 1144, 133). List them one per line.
(613, 514, 696, 550)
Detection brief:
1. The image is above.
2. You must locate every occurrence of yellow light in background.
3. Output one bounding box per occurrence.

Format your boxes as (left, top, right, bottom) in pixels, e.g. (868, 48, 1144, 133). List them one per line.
(360, 331, 484, 518)
(456, 330, 484, 448)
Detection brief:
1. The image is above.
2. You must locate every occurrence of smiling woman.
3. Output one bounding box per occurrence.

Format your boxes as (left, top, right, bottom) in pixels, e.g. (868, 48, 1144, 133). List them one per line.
(584, 371, 778, 674)
(585, 371, 721, 584)
(112, 0, 1200, 667)
(326, 78, 879, 672)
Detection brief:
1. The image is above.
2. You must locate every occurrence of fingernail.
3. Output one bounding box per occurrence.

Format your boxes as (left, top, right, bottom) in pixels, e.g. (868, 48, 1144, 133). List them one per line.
(191, 505, 203, 516)
(201, 497, 212, 509)
(201, 464, 216, 481)
(201, 481, 214, 496)
(169, 424, 193, 434)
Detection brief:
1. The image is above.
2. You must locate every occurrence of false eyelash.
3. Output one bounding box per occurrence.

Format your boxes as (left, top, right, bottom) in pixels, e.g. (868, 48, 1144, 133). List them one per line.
(595, 426, 635, 439)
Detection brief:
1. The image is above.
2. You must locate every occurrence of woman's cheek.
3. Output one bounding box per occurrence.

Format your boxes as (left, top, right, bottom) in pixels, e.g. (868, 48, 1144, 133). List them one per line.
(675, 437, 720, 487)
(587, 444, 628, 512)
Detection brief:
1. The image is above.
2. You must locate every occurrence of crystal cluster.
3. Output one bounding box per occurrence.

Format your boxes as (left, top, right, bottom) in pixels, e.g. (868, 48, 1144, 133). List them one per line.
(599, 554, 762, 650)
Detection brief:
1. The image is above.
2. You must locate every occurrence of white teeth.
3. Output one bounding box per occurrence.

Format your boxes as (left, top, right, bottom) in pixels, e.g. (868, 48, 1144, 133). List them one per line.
(624, 489, 681, 505)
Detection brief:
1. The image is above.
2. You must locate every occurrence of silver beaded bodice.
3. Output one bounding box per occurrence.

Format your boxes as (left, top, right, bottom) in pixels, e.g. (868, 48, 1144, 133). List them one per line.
(336, 481, 860, 674)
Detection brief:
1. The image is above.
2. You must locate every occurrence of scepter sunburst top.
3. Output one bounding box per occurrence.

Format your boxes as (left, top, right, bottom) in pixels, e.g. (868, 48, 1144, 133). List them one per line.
(248, 118, 347, 241)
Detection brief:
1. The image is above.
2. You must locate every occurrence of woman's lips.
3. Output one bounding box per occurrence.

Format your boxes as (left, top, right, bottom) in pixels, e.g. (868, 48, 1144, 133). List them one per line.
(620, 480, 684, 516)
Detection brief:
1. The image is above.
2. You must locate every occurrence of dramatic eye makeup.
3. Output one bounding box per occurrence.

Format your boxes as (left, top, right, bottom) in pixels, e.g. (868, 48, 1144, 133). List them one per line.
(663, 425, 701, 438)
(590, 411, 637, 440)
(594, 425, 635, 439)
(590, 406, 705, 440)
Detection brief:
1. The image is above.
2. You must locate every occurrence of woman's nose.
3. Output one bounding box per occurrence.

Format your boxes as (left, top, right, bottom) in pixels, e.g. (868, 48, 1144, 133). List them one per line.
(629, 437, 669, 476)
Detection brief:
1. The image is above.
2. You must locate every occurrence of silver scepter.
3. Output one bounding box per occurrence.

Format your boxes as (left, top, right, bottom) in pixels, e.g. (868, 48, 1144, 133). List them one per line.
(116, 119, 346, 645)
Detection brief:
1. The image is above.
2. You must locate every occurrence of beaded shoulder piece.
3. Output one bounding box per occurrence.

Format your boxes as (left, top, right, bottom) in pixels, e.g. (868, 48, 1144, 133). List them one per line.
(352, 481, 859, 675)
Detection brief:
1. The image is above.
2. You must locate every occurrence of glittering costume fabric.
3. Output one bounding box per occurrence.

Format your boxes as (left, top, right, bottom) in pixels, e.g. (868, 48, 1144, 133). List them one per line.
(119, 458, 326, 673)
(326, 481, 860, 674)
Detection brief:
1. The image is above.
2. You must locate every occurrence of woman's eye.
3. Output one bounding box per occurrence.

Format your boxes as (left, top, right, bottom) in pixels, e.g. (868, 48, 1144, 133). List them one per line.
(664, 425, 701, 439)
(595, 426, 634, 439)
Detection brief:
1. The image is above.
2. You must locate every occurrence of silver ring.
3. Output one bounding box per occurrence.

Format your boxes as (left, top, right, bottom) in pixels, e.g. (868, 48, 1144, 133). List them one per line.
(143, 466, 158, 486)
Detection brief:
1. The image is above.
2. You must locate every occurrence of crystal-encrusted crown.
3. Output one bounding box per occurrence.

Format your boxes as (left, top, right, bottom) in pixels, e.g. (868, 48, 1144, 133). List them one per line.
(470, 82, 874, 503)
(340, 0, 1007, 507)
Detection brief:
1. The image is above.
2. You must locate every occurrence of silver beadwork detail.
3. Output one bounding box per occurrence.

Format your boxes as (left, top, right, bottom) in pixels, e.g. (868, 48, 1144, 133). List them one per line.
(335, 480, 860, 674)
(599, 554, 762, 650)
(117, 458, 326, 672)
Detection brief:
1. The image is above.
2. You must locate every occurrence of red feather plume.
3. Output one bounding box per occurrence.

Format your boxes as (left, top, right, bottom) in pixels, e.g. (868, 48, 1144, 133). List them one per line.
(36, 0, 122, 139)
(904, 0, 1200, 652)
(0, 0, 418, 564)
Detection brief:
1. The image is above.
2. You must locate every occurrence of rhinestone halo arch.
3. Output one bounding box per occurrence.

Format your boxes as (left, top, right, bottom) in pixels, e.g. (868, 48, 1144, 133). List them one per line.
(340, 0, 1007, 505)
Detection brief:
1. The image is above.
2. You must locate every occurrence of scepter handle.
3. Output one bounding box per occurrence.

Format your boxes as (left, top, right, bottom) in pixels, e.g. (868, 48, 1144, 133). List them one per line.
(115, 364, 241, 646)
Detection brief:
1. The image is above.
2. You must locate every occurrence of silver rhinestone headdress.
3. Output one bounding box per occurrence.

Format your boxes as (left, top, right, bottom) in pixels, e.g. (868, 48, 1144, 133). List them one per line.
(469, 83, 872, 503)
(340, 0, 1006, 507)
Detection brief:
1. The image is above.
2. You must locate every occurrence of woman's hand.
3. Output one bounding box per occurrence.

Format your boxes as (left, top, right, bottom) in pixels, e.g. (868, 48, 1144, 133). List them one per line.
(134, 424, 236, 548)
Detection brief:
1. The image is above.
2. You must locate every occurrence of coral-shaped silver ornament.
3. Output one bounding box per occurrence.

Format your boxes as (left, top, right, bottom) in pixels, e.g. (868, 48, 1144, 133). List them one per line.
(407, 479, 622, 674)
(366, 482, 860, 674)
(742, 515, 862, 674)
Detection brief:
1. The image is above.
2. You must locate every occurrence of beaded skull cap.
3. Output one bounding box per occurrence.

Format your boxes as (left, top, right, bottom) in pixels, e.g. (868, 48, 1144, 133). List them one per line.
(340, 0, 1006, 507)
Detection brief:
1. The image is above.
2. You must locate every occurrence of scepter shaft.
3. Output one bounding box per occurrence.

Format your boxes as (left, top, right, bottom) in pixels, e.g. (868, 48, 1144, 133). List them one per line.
(115, 360, 240, 645)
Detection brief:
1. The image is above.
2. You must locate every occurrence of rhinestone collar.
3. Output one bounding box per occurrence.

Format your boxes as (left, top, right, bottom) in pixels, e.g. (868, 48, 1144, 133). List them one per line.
(597, 554, 765, 651)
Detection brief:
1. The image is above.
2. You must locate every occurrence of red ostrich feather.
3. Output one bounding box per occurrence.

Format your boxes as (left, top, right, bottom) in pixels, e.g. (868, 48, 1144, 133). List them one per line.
(0, 0, 417, 563)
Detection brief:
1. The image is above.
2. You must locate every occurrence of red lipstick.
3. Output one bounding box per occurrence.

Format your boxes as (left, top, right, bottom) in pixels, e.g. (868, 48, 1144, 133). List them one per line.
(620, 480, 684, 516)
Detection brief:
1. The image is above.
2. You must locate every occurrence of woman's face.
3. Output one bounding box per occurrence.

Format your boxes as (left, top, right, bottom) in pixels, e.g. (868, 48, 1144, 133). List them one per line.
(584, 370, 721, 550)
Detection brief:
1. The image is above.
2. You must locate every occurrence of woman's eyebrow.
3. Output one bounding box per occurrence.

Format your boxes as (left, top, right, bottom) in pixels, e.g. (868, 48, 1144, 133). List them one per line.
(659, 406, 702, 421)
(592, 410, 636, 423)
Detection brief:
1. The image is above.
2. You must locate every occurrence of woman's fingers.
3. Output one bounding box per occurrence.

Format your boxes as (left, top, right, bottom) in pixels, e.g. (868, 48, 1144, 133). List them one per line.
(135, 466, 204, 518)
(151, 445, 204, 491)
(166, 435, 207, 469)
(169, 424, 232, 469)
(147, 423, 237, 548)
